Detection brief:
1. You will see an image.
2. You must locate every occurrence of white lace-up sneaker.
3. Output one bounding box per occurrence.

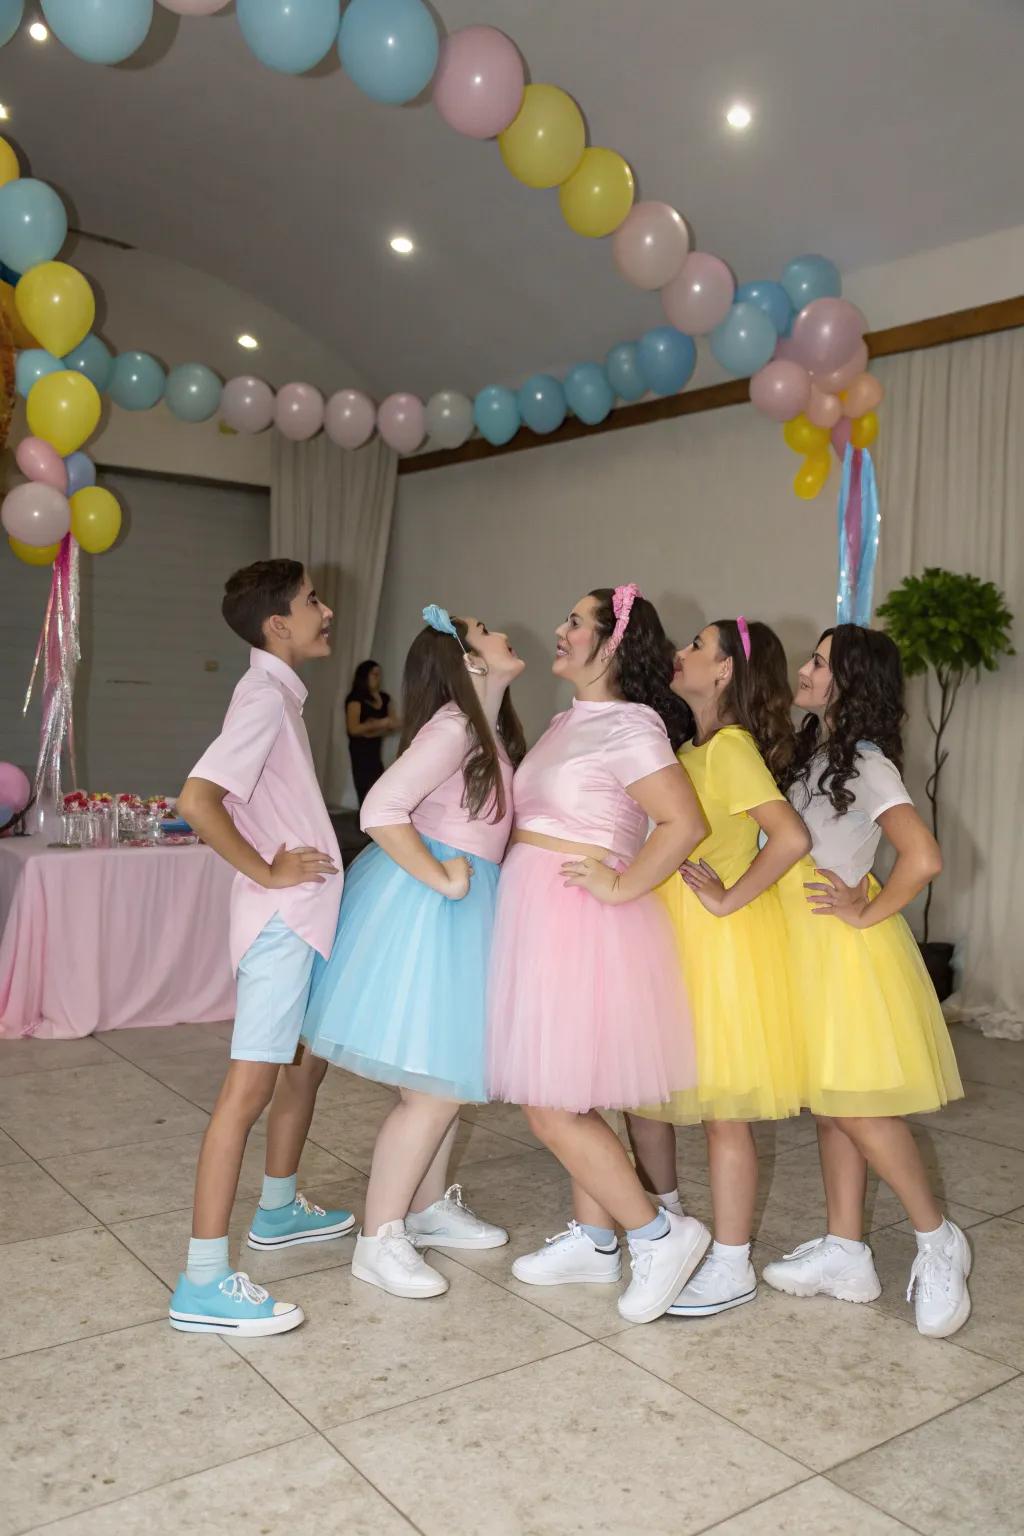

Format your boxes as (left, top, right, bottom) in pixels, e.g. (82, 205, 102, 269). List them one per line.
(406, 1184, 509, 1250)
(907, 1222, 972, 1338)
(617, 1212, 711, 1325)
(666, 1250, 758, 1317)
(512, 1221, 621, 1286)
(762, 1236, 882, 1303)
(351, 1220, 450, 1299)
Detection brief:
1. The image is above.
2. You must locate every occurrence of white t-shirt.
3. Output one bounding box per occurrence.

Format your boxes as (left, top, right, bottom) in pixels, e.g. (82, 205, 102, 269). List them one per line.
(787, 743, 913, 886)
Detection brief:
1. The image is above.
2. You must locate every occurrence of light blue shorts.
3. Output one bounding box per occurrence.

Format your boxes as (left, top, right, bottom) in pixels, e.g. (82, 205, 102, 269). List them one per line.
(232, 915, 316, 1064)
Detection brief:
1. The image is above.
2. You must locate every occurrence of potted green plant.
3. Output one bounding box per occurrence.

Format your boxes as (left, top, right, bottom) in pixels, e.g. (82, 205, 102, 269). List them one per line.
(876, 568, 1015, 999)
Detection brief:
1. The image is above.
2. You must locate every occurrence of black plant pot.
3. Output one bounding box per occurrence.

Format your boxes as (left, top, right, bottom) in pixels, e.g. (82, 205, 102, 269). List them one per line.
(919, 941, 955, 1002)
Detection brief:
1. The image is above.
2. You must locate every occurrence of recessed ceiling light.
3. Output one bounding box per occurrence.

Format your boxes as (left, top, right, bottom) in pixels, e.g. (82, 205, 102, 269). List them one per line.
(726, 102, 753, 131)
(0, 105, 9, 122)
(389, 234, 415, 256)
(29, 21, 49, 41)
(237, 333, 259, 350)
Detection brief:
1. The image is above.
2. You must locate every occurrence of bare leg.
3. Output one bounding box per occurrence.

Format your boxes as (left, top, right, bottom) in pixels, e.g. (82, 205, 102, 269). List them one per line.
(192, 1060, 279, 1238)
(264, 1048, 328, 1179)
(624, 1113, 678, 1194)
(571, 1179, 616, 1230)
(409, 1113, 460, 1213)
(834, 1115, 943, 1233)
(364, 1089, 462, 1232)
(705, 1121, 757, 1245)
(816, 1116, 869, 1240)
(525, 1107, 656, 1231)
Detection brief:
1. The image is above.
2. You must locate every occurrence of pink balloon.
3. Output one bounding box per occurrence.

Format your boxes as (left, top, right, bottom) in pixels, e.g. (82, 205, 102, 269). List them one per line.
(842, 371, 885, 419)
(831, 417, 853, 457)
(661, 252, 735, 335)
(275, 382, 324, 442)
(612, 202, 689, 291)
(749, 360, 811, 423)
(807, 385, 842, 430)
(377, 394, 425, 455)
(1, 482, 71, 547)
(157, 1, 231, 13)
(811, 340, 869, 394)
(772, 335, 803, 364)
(221, 376, 275, 434)
(790, 298, 867, 375)
(432, 26, 524, 139)
(15, 437, 68, 492)
(325, 389, 376, 450)
(0, 762, 31, 814)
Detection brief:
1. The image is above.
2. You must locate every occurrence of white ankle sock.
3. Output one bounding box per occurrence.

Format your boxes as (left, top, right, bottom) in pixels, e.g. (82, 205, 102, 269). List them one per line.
(914, 1219, 948, 1249)
(657, 1188, 685, 1216)
(711, 1239, 750, 1271)
(827, 1233, 867, 1254)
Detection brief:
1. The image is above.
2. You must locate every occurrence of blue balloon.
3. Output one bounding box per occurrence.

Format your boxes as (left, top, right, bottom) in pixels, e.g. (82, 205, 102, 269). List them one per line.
(517, 374, 567, 436)
(0, 1, 23, 50)
(605, 342, 646, 403)
(736, 280, 794, 339)
(0, 179, 68, 273)
(15, 349, 63, 399)
(63, 334, 114, 393)
(237, 0, 340, 75)
(64, 452, 96, 497)
(41, 0, 154, 65)
(564, 363, 614, 426)
(781, 254, 841, 313)
(637, 327, 696, 397)
(473, 386, 519, 447)
(109, 351, 165, 411)
(165, 362, 222, 424)
(339, 0, 439, 105)
(710, 302, 778, 377)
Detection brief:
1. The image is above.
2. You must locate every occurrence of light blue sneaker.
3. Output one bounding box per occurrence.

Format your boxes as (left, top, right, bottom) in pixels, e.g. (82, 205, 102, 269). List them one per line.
(248, 1192, 356, 1251)
(169, 1270, 303, 1336)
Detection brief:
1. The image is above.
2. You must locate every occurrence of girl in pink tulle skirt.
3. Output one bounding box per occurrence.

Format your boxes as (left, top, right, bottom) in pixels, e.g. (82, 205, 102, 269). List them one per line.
(486, 587, 712, 1326)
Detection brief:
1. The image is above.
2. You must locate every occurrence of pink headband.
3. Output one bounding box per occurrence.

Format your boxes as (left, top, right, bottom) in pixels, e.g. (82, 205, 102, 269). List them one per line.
(736, 616, 752, 662)
(606, 583, 642, 656)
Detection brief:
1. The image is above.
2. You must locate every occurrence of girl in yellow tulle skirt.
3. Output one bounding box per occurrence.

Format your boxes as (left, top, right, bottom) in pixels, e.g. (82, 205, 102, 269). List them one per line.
(762, 625, 969, 1341)
(627, 618, 811, 1317)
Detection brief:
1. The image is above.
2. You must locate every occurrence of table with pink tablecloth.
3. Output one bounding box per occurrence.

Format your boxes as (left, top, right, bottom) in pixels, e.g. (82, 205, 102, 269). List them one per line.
(0, 835, 236, 1038)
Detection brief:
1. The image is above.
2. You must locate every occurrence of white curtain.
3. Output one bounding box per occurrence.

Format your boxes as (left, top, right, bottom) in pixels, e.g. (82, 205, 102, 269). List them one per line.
(873, 328, 1023, 1037)
(271, 434, 397, 808)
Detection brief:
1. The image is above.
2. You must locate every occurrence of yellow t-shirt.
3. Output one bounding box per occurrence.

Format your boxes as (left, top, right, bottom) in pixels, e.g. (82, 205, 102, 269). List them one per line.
(679, 726, 784, 886)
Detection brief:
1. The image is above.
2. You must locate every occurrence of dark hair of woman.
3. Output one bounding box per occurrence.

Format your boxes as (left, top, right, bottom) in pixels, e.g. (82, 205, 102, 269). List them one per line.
(399, 621, 526, 821)
(347, 659, 381, 704)
(711, 618, 796, 784)
(782, 624, 906, 814)
(587, 588, 693, 750)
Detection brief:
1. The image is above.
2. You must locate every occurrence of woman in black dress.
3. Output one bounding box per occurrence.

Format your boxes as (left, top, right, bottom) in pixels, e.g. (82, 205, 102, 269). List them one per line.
(346, 660, 400, 805)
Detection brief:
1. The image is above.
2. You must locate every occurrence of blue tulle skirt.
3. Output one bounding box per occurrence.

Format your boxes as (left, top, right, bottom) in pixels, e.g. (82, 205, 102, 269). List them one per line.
(302, 836, 500, 1102)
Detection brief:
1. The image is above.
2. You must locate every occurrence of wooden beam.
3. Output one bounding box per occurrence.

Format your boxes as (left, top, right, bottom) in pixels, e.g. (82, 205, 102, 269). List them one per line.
(399, 294, 1024, 477)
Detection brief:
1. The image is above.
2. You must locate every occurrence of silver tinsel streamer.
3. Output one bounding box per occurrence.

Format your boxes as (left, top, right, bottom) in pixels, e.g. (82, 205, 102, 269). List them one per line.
(22, 534, 80, 810)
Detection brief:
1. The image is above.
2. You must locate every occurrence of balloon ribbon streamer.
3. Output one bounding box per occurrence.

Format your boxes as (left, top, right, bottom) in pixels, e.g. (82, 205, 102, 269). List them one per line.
(836, 443, 880, 626)
(22, 534, 80, 808)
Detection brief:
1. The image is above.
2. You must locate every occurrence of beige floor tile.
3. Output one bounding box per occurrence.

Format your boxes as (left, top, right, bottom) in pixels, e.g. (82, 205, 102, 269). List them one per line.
(314, 1068, 404, 1112)
(308, 1095, 530, 1175)
(608, 1283, 1013, 1471)
(832, 1376, 1024, 1536)
(890, 1202, 992, 1235)
(1004, 1205, 1024, 1223)
(950, 1026, 1024, 1095)
(459, 1098, 543, 1148)
(0, 1061, 209, 1159)
(99, 1022, 233, 1062)
(229, 1254, 588, 1429)
(130, 1043, 235, 1112)
(0, 1161, 95, 1244)
(0, 1321, 307, 1534)
(0, 1035, 115, 1077)
(704, 1477, 909, 1534)
(0, 1227, 168, 1359)
(0, 1126, 29, 1167)
(331, 1344, 807, 1536)
(909, 1125, 1024, 1214)
(913, 1079, 1024, 1152)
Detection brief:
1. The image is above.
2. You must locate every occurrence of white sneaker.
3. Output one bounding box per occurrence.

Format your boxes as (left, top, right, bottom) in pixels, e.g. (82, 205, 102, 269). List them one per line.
(666, 1251, 757, 1317)
(762, 1236, 882, 1303)
(512, 1221, 621, 1286)
(907, 1221, 972, 1338)
(351, 1220, 450, 1299)
(617, 1212, 711, 1325)
(406, 1184, 509, 1251)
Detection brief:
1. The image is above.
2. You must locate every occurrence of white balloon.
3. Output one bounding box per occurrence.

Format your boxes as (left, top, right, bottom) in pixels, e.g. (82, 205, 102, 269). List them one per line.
(425, 390, 473, 450)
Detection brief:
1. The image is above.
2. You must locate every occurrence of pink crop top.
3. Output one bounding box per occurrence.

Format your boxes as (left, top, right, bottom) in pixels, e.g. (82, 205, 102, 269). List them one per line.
(513, 699, 679, 860)
(360, 702, 514, 865)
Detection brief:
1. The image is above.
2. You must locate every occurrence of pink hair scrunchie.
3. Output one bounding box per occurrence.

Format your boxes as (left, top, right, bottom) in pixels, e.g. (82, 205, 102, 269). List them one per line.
(606, 583, 642, 656)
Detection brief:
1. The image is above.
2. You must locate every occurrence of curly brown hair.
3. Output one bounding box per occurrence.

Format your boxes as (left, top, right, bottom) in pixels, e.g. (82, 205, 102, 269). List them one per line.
(587, 588, 693, 750)
(710, 619, 796, 783)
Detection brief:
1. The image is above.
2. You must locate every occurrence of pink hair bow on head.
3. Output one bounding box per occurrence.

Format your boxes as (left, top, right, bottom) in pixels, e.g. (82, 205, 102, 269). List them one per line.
(607, 583, 642, 656)
(736, 615, 752, 661)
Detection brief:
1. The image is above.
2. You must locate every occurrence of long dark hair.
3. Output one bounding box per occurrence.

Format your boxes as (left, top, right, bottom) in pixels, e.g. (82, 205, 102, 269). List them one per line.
(347, 659, 381, 704)
(710, 618, 795, 784)
(782, 624, 906, 814)
(399, 621, 526, 821)
(587, 588, 692, 749)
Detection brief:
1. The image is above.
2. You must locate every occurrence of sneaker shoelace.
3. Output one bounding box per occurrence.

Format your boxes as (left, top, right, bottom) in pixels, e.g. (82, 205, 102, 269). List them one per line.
(220, 1272, 269, 1306)
(380, 1231, 424, 1272)
(780, 1237, 828, 1264)
(626, 1242, 654, 1286)
(544, 1220, 585, 1250)
(683, 1253, 733, 1295)
(906, 1241, 954, 1304)
(295, 1193, 326, 1218)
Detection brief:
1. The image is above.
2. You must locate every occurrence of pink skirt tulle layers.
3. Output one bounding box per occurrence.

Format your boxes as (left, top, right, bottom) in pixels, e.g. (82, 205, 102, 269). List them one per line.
(486, 843, 697, 1112)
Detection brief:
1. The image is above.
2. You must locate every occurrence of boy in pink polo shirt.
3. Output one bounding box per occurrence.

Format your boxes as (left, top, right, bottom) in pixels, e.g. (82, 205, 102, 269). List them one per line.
(169, 560, 351, 1337)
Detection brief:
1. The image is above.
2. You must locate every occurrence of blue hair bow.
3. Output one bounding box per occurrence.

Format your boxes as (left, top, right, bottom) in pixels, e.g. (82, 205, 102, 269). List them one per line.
(422, 604, 458, 637)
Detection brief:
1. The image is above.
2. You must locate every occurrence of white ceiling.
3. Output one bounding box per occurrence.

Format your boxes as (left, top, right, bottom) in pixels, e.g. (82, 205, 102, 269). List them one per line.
(2, 0, 1022, 400)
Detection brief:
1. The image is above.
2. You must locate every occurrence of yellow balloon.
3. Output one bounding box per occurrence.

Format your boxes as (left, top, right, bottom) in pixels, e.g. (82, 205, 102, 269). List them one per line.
(0, 280, 38, 348)
(15, 261, 95, 358)
(794, 453, 830, 500)
(850, 410, 879, 449)
(559, 146, 635, 239)
(499, 84, 586, 189)
(783, 413, 830, 456)
(70, 486, 121, 555)
(27, 371, 101, 457)
(9, 535, 61, 567)
(0, 136, 19, 189)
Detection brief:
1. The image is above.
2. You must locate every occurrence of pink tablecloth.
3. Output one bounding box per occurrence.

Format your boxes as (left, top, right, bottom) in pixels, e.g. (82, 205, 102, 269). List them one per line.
(0, 835, 236, 1039)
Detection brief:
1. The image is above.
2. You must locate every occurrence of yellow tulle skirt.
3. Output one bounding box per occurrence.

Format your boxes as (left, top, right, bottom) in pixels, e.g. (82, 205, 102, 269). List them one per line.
(777, 859, 963, 1116)
(636, 873, 803, 1125)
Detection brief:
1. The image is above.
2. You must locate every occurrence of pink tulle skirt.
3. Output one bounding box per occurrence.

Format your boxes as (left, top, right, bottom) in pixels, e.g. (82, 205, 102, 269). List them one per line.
(486, 843, 697, 1112)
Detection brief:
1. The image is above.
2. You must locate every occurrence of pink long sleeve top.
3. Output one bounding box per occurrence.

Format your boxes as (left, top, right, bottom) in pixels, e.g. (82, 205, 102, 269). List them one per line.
(360, 702, 515, 864)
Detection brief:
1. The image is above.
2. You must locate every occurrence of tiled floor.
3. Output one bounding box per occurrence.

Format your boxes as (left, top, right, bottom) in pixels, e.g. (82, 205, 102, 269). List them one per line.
(1, 1024, 1022, 1535)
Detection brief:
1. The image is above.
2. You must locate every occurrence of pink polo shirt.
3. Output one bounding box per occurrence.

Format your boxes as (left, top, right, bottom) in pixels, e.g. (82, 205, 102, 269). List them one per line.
(190, 649, 342, 972)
